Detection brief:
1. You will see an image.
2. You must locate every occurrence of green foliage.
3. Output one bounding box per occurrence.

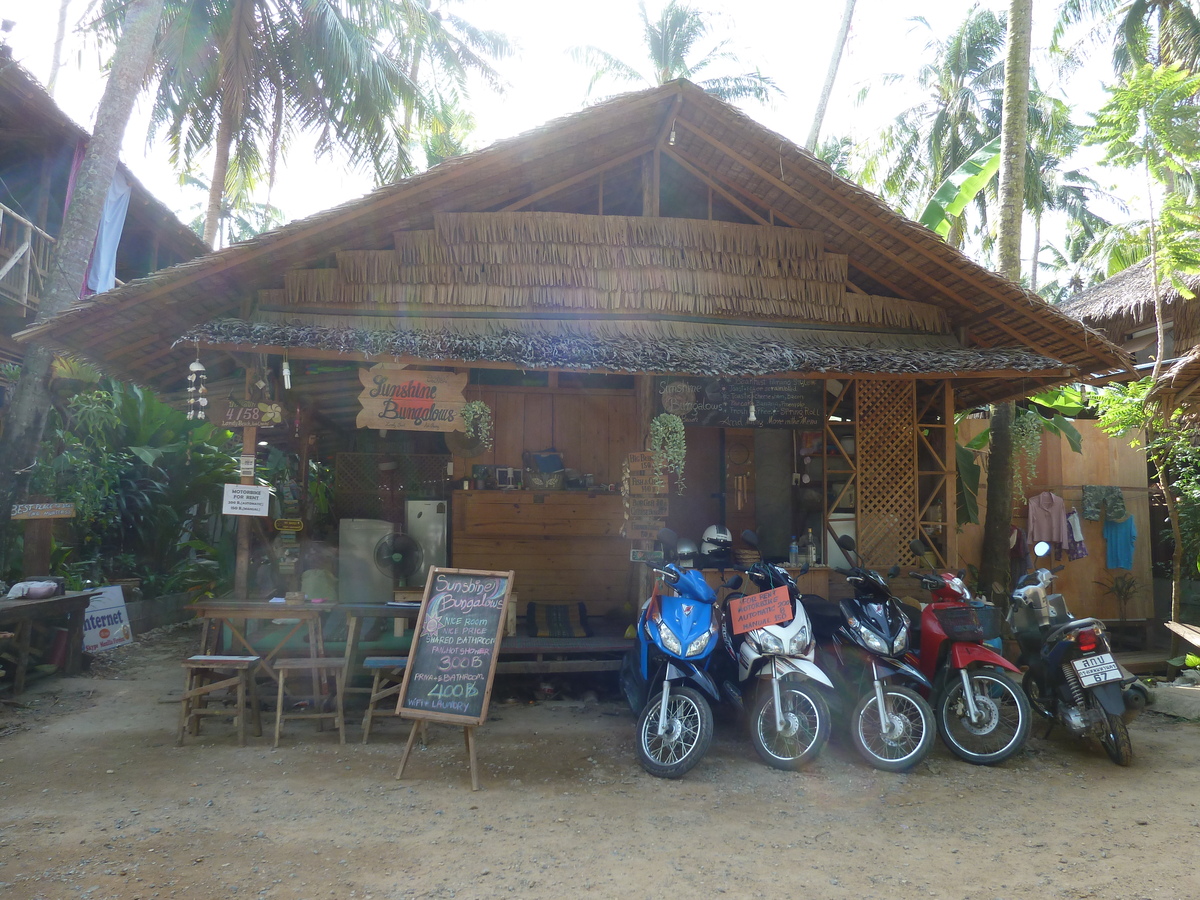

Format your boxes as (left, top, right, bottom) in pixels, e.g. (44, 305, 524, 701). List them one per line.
(28, 378, 237, 597)
(1088, 64, 1200, 182)
(918, 136, 1002, 237)
(1095, 572, 1140, 620)
(955, 391, 1085, 526)
(460, 400, 494, 450)
(648, 413, 687, 494)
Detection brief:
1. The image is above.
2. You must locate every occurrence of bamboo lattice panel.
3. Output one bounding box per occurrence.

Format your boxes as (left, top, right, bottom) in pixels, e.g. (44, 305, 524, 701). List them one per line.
(856, 381, 916, 567)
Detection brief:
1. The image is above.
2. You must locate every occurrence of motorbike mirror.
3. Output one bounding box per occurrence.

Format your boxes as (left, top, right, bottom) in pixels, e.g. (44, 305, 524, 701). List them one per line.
(1032, 540, 1051, 558)
(837, 534, 856, 552)
(887, 564, 900, 578)
(741, 530, 759, 549)
(723, 574, 743, 590)
(909, 539, 928, 558)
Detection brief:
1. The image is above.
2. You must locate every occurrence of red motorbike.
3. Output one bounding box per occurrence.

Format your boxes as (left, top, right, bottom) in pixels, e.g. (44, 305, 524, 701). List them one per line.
(906, 541, 1031, 765)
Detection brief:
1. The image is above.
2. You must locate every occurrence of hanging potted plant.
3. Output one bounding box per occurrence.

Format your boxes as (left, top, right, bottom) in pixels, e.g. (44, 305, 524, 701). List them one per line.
(649, 413, 686, 494)
(460, 400, 494, 450)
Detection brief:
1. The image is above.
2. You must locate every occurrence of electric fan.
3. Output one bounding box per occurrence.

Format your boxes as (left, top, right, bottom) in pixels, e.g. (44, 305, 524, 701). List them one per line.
(373, 531, 424, 588)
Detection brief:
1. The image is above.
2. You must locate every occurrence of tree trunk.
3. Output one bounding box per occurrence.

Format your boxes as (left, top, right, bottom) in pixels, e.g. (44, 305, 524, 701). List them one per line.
(977, 0, 1031, 608)
(202, 100, 236, 248)
(48, 0, 72, 97)
(805, 0, 857, 152)
(0, 0, 165, 575)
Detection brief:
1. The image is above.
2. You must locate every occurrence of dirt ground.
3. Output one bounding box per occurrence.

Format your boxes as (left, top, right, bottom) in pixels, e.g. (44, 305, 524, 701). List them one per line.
(2, 623, 1199, 900)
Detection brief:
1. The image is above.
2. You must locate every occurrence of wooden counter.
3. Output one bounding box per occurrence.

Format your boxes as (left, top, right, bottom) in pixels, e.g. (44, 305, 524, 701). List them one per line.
(700, 566, 833, 600)
(451, 489, 629, 616)
(0, 591, 98, 693)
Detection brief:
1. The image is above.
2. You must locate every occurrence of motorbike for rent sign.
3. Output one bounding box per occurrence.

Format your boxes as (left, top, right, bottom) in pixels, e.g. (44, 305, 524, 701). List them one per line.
(83, 586, 133, 653)
(727, 586, 793, 634)
(356, 365, 468, 432)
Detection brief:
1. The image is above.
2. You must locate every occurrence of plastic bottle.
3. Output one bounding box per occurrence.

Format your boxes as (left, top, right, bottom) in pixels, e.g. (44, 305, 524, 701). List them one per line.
(789, 536, 801, 567)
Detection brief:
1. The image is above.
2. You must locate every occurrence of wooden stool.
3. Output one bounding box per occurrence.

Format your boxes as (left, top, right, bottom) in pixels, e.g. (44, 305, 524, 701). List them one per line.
(273, 657, 347, 747)
(361, 657, 409, 744)
(178, 655, 262, 747)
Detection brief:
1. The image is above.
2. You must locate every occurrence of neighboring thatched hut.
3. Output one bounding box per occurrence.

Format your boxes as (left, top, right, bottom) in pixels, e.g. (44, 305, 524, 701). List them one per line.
(1060, 259, 1200, 364)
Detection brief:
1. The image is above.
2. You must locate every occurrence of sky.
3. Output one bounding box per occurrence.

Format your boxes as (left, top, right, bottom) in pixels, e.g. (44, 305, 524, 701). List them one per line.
(0, 0, 1136, 241)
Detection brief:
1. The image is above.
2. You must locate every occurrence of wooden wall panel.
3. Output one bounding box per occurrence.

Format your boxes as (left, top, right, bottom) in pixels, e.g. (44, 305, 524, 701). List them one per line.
(608, 396, 638, 485)
(579, 394, 609, 480)
(524, 392, 554, 452)
(494, 391, 526, 468)
(553, 394, 584, 470)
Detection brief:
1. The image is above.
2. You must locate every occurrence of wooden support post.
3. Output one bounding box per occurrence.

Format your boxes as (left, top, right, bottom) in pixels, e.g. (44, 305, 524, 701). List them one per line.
(234, 424, 257, 599)
(465, 727, 480, 791)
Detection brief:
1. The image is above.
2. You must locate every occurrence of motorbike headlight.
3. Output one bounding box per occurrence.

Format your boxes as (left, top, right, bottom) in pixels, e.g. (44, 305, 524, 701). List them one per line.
(893, 620, 909, 655)
(788, 627, 812, 656)
(752, 631, 785, 655)
(852, 619, 889, 655)
(657, 620, 682, 655)
(685, 631, 711, 657)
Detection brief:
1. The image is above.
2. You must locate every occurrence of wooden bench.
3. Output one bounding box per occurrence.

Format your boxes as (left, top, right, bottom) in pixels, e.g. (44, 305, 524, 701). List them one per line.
(272, 657, 347, 747)
(177, 655, 262, 747)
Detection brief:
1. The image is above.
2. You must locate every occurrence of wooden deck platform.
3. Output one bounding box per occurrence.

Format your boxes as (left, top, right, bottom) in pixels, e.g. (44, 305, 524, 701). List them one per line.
(495, 631, 633, 675)
(1114, 650, 1171, 675)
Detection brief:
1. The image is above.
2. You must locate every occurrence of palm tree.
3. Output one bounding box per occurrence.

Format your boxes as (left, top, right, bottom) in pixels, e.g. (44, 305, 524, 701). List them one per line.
(0, 0, 166, 573)
(861, 7, 1006, 242)
(1055, 0, 1200, 75)
(572, 0, 780, 103)
(90, 0, 433, 247)
(806, 0, 857, 151)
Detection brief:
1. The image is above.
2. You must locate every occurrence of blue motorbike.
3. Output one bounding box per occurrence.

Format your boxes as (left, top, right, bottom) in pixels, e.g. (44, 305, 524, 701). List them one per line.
(620, 531, 741, 778)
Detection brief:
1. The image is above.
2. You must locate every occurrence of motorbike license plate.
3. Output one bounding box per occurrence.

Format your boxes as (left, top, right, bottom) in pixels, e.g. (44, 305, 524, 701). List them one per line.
(1071, 652, 1121, 687)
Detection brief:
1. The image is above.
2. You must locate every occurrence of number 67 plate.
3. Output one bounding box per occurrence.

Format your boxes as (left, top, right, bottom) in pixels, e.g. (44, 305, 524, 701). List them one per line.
(1072, 652, 1122, 687)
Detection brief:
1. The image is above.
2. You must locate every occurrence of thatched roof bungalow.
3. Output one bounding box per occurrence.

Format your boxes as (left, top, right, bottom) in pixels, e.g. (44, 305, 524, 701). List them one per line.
(17, 81, 1130, 612)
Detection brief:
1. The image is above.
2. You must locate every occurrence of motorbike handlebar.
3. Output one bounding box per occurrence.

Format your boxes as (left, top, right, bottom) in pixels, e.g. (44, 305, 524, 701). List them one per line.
(651, 567, 680, 585)
(835, 566, 852, 576)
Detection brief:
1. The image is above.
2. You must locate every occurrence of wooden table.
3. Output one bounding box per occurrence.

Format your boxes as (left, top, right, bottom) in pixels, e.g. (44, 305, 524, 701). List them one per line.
(192, 600, 329, 698)
(338, 602, 422, 713)
(0, 591, 99, 694)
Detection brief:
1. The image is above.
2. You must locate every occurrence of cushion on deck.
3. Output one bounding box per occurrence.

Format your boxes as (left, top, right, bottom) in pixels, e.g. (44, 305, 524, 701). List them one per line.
(526, 602, 592, 638)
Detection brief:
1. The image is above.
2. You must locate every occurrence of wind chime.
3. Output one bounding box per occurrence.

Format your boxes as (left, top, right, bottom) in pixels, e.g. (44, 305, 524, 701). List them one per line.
(186, 345, 207, 420)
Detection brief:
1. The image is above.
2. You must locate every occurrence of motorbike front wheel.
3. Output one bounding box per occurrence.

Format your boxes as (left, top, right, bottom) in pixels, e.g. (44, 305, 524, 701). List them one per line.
(938, 669, 1031, 766)
(1098, 707, 1134, 767)
(850, 685, 935, 772)
(636, 686, 714, 778)
(749, 682, 830, 770)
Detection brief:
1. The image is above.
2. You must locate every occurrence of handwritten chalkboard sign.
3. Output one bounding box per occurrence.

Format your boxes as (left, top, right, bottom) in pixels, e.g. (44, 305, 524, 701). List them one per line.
(655, 376, 823, 428)
(396, 567, 515, 726)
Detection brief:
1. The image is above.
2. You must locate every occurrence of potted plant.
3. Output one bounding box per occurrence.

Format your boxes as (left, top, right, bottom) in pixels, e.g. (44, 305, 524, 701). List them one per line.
(460, 400, 494, 450)
(649, 413, 686, 494)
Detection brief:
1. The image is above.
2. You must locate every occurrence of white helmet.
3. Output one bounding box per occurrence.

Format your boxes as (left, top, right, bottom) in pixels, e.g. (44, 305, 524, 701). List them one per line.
(700, 525, 733, 556)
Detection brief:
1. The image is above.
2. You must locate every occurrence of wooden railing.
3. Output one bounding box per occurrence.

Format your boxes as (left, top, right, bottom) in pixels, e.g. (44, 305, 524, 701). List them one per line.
(0, 203, 55, 316)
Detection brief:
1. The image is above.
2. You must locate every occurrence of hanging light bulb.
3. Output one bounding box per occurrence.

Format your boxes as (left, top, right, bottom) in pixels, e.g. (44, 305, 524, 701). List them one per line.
(668, 119, 677, 146)
(281, 355, 292, 391)
(747, 393, 757, 424)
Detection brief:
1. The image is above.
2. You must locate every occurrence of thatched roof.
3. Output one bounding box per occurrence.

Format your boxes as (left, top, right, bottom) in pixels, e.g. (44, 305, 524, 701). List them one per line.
(0, 55, 206, 268)
(1059, 258, 1200, 346)
(17, 80, 1129, 410)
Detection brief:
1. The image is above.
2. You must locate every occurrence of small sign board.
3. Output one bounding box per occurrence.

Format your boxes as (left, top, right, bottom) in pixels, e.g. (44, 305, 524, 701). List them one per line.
(727, 586, 793, 634)
(396, 567, 515, 726)
(11, 502, 76, 520)
(220, 399, 283, 429)
(83, 586, 133, 653)
(274, 518, 304, 532)
(221, 483, 271, 516)
(238, 455, 257, 478)
(630, 548, 664, 565)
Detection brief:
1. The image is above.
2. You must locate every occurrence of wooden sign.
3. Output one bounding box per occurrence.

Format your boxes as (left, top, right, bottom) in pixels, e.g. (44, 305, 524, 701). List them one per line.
(655, 376, 823, 428)
(220, 399, 283, 429)
(396, 567, 514, 726)
(727, 586, 793, 634)
(626, 496, 669, 519)
(356, 366, 468, 433)
(11, 502, 75, 520)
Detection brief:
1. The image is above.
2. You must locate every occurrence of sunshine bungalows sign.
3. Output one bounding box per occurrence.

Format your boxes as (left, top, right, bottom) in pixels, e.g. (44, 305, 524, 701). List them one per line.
(356, 365, 469, 433)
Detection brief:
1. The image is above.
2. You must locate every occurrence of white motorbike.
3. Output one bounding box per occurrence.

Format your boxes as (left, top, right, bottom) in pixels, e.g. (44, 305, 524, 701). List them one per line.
(715, 530, 833, 770)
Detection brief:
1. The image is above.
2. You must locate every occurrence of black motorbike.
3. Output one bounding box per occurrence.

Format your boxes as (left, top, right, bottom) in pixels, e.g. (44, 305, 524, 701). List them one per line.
(804, 535, 936, 772)
(1008, 541, 1148, 766)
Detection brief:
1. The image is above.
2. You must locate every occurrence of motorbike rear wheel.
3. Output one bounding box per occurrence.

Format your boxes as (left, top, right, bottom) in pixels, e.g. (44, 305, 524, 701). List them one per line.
(749, 682, 830, 770)
(850, 685, 935, 772)
(636, 686, 713, 779)
(1099, 707, 1134, 767)
(937, 669, 1031, 765)
(1021, 669, 1054, 720)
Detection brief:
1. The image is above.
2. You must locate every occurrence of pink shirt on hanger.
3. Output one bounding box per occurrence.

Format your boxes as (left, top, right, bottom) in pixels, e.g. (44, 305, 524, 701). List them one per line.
(1028, 491, 1068, 546)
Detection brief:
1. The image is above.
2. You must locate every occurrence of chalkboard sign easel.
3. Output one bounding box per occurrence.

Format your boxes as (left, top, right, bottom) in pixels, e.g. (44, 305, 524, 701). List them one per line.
(394, 567, 515, 790)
